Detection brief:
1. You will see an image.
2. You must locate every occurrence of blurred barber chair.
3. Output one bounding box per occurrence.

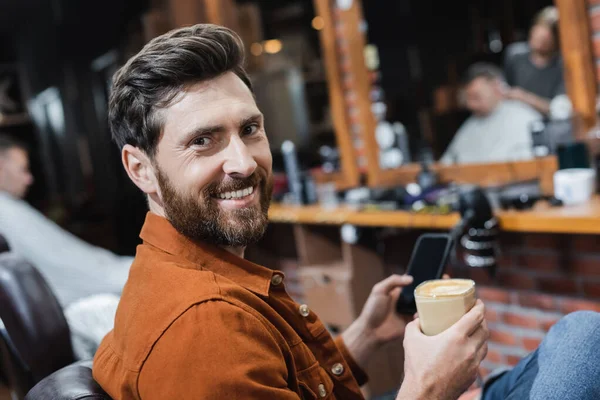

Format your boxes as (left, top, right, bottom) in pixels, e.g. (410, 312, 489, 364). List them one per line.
(0, 253, 76, 399)
(25, 360, 110, 400)
(450, 185, 499, 277)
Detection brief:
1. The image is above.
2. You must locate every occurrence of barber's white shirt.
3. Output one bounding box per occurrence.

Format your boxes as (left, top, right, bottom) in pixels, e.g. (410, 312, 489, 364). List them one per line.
(0, 192, 132, 306)
(440, 100, 542, 164)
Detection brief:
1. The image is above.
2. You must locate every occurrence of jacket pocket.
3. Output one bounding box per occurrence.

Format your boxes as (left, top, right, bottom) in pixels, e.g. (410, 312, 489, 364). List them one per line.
(297, 362, 335, 399)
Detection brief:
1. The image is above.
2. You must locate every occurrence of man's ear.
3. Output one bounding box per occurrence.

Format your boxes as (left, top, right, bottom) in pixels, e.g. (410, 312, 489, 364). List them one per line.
(122, 144, 158, 195)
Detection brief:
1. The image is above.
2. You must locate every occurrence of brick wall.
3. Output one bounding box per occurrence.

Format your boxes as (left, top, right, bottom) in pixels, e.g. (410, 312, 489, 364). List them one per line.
(450, 232, 600, 376)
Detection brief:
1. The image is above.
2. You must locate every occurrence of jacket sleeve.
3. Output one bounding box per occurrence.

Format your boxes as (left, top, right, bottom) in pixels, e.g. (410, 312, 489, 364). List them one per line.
(137, 299, 302, 399)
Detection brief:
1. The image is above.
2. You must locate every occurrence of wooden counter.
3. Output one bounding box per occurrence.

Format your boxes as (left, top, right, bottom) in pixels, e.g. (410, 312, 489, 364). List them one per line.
(269, 196, 600, 235)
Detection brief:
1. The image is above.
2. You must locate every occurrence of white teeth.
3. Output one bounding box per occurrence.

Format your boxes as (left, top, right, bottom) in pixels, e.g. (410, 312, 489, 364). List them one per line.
(217, 186, 254, 200)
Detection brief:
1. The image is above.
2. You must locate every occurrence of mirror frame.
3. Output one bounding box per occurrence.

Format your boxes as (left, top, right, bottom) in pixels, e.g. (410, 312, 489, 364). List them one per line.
(314, 0, 597, 190)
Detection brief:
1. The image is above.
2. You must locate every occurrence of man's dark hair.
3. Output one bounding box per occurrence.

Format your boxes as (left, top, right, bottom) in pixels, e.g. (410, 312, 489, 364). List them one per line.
(0, 134, 27, 156)
(109, 24, 252, 157)
(462, 63, 505, 85)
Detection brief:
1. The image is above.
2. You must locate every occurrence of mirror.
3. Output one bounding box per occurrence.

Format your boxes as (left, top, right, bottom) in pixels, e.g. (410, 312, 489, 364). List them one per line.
(361, 0, 571, 167)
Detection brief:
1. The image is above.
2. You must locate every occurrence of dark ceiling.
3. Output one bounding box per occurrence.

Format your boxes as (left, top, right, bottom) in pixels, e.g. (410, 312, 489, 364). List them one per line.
(0, 0, 148, 59)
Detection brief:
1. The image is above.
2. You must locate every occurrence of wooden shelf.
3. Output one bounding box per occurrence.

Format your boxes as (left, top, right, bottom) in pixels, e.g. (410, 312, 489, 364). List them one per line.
(269, 196, 600, 235)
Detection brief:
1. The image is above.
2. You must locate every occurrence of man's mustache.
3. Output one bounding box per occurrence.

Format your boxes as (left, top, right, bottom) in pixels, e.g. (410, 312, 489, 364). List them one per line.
(207, 173, 263, 196)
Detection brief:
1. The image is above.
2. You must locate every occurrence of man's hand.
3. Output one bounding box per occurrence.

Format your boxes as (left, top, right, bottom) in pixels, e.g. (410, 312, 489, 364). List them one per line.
(505, 87, 528, 102)
(504, 86, 551, 115)
(396, 300, 489, 400)
(341, 274, 414, 368)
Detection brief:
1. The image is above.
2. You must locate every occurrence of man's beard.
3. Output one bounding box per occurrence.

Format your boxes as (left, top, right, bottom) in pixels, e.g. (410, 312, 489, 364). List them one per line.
(156, 168, 273, 247)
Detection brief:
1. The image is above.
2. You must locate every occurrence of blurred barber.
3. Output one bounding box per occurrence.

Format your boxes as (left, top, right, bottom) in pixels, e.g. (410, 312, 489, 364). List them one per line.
(504, 6, 564, 115)
(0, 134, 132, 359)
(440, 63, 542, 164)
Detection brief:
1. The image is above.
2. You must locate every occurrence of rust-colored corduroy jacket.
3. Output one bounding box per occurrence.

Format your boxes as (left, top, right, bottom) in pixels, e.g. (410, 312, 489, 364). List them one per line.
(93, 213, 367, 399)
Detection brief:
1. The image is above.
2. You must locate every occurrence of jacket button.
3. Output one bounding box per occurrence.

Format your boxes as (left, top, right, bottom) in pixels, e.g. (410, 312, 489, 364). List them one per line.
(271, 274, 283, 286)
(299, 304, 310, 317)
(318, 383, 327, 397)
(331, 363, 344, 376)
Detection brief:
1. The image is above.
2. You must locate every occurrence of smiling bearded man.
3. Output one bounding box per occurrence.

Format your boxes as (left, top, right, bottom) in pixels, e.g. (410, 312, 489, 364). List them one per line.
(92, 24, 494, 400)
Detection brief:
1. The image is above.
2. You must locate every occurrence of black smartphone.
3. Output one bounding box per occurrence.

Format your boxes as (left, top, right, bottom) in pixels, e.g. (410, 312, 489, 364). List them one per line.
(396, 233, 454, 314)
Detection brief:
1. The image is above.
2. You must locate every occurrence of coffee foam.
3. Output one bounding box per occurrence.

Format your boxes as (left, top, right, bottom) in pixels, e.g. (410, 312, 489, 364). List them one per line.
(415, 279, 475, 297)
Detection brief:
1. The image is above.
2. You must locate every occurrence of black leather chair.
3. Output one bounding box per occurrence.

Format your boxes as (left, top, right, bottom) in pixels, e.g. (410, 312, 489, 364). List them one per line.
(25, 361, 111, 400)
(0, 253, 76, 399)
(0, 233, 9, 253)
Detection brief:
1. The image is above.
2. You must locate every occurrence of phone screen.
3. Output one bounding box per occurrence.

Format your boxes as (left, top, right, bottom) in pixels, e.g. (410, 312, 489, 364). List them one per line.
(396, 234, 453, 314)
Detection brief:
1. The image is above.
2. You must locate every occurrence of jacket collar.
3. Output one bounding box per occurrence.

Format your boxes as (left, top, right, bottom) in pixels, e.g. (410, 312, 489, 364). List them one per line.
(139, 212, 274, 297)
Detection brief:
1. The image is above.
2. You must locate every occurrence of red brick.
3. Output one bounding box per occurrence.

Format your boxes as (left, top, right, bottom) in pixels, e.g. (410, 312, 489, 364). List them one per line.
(503, 312, 539, 329)
(583, 281, 600, 298)
(489, 329, 518, 346)
(523, 234, 563, 251)
(485, 308, 501, 323)
(592, 10, 600, 32)
(479, 367, 492, 378)
(570, 235, 600, 254)
(522, 337, 543, 352)
(559, 298, 600, 314)
(485, 349, 503, 364)
(497, 271, 537, 291)
(594, 37, 600, 59)
(571, 257, 600, 277)
(537, 277, 579, 296)
(498, 233, 522, 249)
(518, 292, 556, 311)
(540, 317, 560, 332)
(478, 287, 511, 304)
(496, 252, 513, 268)
(506, 355, 523, 366)
(514, 252, 561, 272)
(468, 268, 495, 286)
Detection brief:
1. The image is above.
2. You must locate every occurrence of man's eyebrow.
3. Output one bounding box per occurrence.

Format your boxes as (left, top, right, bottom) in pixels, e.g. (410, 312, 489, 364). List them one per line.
(180, 113, 263, 143)
(182, 124, 226, 142)
(239, 113, 263, 127)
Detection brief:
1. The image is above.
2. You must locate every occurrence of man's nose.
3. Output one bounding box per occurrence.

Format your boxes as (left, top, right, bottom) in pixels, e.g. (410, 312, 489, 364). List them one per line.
(222, 135, 257, 178)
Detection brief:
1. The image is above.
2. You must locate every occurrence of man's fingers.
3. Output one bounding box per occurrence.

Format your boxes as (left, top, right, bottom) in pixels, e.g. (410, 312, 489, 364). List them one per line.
(404, 318, 422, 338)
(449, 300, 485, 338)
(373, 274, 413, 295)
(389, 287, 402, 302)
(468, 322, 489, 352)
(442, 274, 451, 279)
(474, 336, 489, 364)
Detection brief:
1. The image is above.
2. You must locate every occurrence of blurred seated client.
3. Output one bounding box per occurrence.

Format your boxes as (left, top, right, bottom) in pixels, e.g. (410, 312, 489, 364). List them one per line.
(0, 134, 133, 359)
(440, 63, 542, 165)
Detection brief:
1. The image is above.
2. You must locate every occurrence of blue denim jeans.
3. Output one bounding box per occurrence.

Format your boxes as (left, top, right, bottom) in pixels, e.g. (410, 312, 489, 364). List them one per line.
(483, 310, 600, 400)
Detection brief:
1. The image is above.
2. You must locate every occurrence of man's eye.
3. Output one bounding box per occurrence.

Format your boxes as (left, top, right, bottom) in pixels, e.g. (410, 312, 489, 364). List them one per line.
(192, 137, 212, 146)
(242, 124, 259, 136)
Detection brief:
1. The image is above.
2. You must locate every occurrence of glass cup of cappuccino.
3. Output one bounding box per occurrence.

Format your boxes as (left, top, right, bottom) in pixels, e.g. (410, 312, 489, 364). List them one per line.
(414, 279, 476, 336)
